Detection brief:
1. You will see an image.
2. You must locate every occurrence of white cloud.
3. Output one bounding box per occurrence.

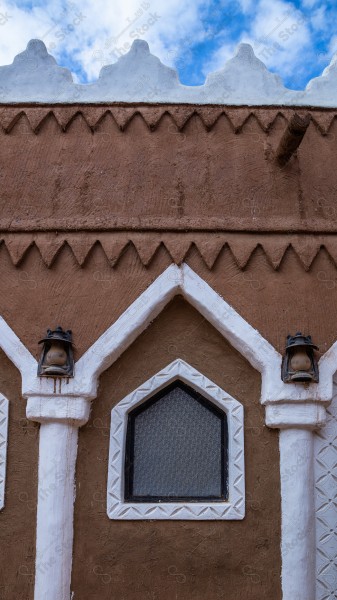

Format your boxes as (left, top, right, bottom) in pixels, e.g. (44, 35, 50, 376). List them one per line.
(310, 6, 327, 31)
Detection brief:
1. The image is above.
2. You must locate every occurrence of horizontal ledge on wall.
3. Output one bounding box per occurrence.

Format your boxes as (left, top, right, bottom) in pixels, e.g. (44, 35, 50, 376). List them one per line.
(0, 106, 336, 135)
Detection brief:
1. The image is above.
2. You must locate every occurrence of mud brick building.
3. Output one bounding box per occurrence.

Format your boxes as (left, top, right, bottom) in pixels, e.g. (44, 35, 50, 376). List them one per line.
(0, 38, 336, 600)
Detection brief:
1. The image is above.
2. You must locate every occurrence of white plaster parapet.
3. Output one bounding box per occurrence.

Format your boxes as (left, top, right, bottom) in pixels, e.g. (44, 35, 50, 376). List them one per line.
(26, 395, 91, 426)
(2, 37, 337, 106)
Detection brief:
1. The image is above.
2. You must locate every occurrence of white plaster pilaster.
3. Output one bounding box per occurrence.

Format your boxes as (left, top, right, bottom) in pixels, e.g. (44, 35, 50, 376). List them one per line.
(279, 429, 316, 600)
(26, 396, 91, 600)
(267, 403, 325, 600)
(34, 422, 79, 600)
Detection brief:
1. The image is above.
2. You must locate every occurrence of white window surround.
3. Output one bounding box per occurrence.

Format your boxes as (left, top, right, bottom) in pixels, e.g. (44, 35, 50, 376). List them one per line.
(0, 393, 9, 510)
(107, 359, 244, 520)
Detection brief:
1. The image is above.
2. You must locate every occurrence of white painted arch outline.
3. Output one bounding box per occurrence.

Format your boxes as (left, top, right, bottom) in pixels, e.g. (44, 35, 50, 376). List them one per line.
(73, 263, 333, 407)
(4, 263, 330, 412)
(75, 263, 283, 403)
(107, 359, 245, 520)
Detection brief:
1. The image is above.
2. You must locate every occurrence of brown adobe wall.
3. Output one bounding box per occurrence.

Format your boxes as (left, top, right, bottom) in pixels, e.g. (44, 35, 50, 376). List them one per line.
(0, 104, 335, 358)
(0, 105, 336, 233)
(72, 297, 281, 600)
(1, 103, 333, 599)
(0, 350, 38, 600)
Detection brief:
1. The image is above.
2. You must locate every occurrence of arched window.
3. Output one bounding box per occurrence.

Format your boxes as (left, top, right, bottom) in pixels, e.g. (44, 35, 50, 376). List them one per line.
(107, 360, 244, 520)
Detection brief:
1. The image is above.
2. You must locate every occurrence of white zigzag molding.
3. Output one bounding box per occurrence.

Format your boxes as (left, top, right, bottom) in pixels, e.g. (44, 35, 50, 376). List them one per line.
(107, 359, 245, 520)
(0, 394, 9, 510)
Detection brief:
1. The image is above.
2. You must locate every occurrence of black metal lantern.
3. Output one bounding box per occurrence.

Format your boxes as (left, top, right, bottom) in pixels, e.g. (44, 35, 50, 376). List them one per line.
(38, 326, 74, 378)
(282, 332, 319, 383)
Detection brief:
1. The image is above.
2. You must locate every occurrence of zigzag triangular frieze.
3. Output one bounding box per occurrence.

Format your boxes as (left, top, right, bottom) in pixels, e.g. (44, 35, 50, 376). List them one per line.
(81, 107, 110, 129)
(18, 108, 51, 132)
(1, 234, 337, 271)
(99, 237, 131, 266)
(0, 106, 336, 135)
(222, 108, 253, 132)
(34, 237, 66, 267)
(3, 234, 35, 265)
(65, 236, 98, 265)
(64, 111, 93, 134)
(51, 107, 86, 131)
(134, 107, 173, 130)
(109, 107, 148, 131)
(162, 236, 193, 264)
(131, 236, 163, 266)
(193, 236, 226, 269)
(0, 108, 26, 131)
(164, 106, 199, 130)
(290, 238, 322, 271)
(311, 112, 337, 135)
(227, 237, 260, 269)
(195, 108, 225, 130)
(5, 112, 32, 135)
(33, 110, 62, 133)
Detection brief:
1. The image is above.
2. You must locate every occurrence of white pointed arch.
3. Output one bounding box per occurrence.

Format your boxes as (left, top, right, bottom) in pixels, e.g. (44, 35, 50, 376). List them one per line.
(0, 316, 36, 382)
(75, 264, 286, 402)
(107, 359, 245, 520)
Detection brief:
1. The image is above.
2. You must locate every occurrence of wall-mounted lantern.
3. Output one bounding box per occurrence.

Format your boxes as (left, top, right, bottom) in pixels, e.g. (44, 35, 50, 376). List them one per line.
(38, 326, 74, 378)
(282, 332, 319, 383)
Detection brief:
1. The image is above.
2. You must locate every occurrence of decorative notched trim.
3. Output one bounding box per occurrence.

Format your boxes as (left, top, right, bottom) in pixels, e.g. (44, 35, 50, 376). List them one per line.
(107, 359, 245, 520)
(2, 234, 337, 271)
(314, 376, 337, 600)
(0, 106, 336, 135)
(0, 394, 9, 510)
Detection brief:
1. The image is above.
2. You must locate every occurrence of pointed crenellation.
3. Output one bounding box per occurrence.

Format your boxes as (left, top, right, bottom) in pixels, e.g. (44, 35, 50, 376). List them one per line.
(80, 39, 183, 103)
(204, 43, 298, 105)
(300, 51, 337, 108)
(0, 39, 74, 103)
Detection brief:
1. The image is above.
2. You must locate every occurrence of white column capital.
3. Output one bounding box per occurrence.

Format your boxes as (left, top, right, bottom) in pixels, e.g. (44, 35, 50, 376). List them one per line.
(265, 400, 327, 430)
(26, 394, 91, 426)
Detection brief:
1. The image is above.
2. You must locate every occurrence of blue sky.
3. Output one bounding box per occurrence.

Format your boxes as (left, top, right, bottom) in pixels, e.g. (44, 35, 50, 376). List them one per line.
(0, 0, 336, 89)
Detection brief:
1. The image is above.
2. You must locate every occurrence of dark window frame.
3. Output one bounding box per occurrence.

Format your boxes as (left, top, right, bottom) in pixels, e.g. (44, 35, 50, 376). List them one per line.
(124, 380, 228, 503)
